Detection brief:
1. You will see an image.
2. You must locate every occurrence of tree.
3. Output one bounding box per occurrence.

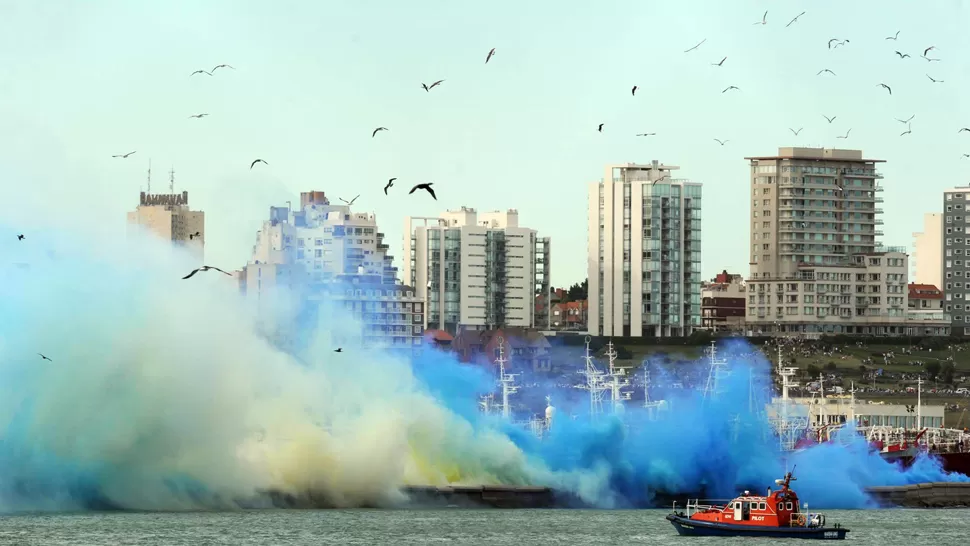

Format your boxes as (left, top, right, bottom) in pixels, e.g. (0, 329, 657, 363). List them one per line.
(941, 362, 956, 385)
(926, 361, 942, 381)
(807, 364, 821, 378)
(567, 279, 588, 301)
(825, 362, 837, 372)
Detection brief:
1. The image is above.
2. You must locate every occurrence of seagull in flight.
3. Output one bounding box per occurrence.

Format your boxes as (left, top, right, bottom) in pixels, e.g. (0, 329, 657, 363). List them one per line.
(189, 113, 209, 118)
(817, 69, 836, 76)
(823, 115, 837, 124)
(924, 56, 940, 62)
(896, 114, 915, 123)
(189, 231, 201, 240)
(828, 38, 849, 49)
(250, 159, 268, 169)
(636, 132, 656, 137)
(927, 74, 944, 83)
(790, 128, 803, 136)
(334, 348, 343, 353)
(651, 175, 669, 186)
(886, 31, 900, 40)
(713, 138, 729, 146)
(182, 265, 232, 280)
(372, 127, 388, 137)
(631, 85, 638, 96)
(785, 12, 806, 27)
(878, 83, 892, 95)
(410, 183, 436, 200)
(895, 51, 910, 59)
(339, 195, 360, 205)
(190, 69, 212, 77)
(837, 129, 852, 139)
(684, 39, 706, 53)
(37, 353, 52, 362)
(753, 10, 767, 25)
(963, 154, 970, 159)
(900, 124, 912, 136)
(959, 128, 970, 133)
(112, 151, 136, 158)
(17, 234, 24, 241)
(211, 64, 235, 72)
(384, 178, 396, 195)
(485, 48, 496, 64)
(712, 56, 727, 67)
(598, 123, 604, 132)
(722, 86, 740, 93)
(422, 80, 445, 92)
(924, 46, 937, 57)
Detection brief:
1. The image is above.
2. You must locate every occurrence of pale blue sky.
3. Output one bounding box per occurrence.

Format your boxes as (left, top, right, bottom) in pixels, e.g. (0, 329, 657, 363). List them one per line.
(1, 0, 968, 287)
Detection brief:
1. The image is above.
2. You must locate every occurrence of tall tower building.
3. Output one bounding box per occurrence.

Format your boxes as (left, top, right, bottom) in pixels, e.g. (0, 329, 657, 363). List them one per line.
(912, 212, 943, 288)
(126, 186, 205, 262)
(941, 188, 970, 335)
(744, 147, 914, 336)
(587, 161, 703, 338)
(404, 207, 550, 334)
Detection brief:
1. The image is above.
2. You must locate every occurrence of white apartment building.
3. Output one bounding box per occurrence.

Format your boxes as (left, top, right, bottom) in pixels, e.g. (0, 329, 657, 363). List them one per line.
(126, 190, 205, 262)
(912, 212, 942, 288)
(942, 187, 970, 335)
(403, 207, 550, 334)
(587, 161, 702, 338)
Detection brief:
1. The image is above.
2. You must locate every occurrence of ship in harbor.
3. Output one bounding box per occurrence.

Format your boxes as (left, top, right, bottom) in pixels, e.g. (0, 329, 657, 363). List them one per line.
(666, 470, 849, 540)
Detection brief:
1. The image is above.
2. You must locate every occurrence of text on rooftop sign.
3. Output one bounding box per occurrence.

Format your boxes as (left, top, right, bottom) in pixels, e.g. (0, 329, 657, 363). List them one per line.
(140, 191, 189, 206)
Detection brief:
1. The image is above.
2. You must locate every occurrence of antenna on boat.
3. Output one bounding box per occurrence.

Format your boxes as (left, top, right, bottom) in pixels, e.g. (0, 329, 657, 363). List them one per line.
(579, 336, 607, 420)
(702, 341, 729, 401)
(495, 336, 518, 420)
(605, 339, 631, 414)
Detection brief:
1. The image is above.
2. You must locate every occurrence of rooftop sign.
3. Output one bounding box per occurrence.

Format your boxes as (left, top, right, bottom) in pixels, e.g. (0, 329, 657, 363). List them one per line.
(140, 191, 188, 206)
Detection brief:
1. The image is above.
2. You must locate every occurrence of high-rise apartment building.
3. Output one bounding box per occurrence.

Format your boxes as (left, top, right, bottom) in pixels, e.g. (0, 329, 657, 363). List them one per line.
(403, 207, 550, 334)
(941, 187, 970, 335)
(912, 212, 943, 288)
(126, 190, 205, 261)
(587, 161, 702, 338)
(744, 147, 914, 336)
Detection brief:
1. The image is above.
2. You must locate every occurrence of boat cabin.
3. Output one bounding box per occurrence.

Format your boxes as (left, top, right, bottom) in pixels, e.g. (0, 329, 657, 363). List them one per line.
(683, 474, 824, 529)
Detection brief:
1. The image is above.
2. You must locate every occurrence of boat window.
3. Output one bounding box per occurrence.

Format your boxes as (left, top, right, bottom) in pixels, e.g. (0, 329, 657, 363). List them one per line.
(786, 502, 793, 510)
(759, 502, 766, 510)
(735, 502, 741, 509)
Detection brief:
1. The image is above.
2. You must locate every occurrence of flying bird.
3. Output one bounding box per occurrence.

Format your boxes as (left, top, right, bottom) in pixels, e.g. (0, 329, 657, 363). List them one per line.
(684, 39, 706, 53)
(189, 231, 201, 240)
(837, 129, 852, 139)
(250, 159, 268, 169)
(189, 113, 209, 118)
(900, 124, 912, 136)
(112, 151, 136, 158)
(878, 83, 892, 95)
(713, 138, 729, 146)
(712, 56, 727, 67)
(334, 348, 343, 353)
(896, 115, 915, 123)
(409, 183, 436, 200)
(651, 175, 669, 186)
(927, 74, 944, 83)
(631, 85, 638, 96)
(485, 48, 496, 64)
(636, 133, 656, 137)
(384, 178, 396, 195)
(211, 64, 235, 72)
(923, 46, 936, 57)
(722, 86, 739, 93)
(189, 69, 212, 77)
(37, 353, 52, 362)
(895, 51, 910, 59)
(963, 154, 970, 159)
(421, 80, 445, 92)
(959, 128, 970, 133)
(17, 234, 24, 241)
(886, 31, 900, 40)
(832, 39, 850, 49)
(182, 265, 232, 280)
(372, 127, 388, 137)
(339, 195, 360, 205)
(924, 56, 940, 62)
(785, 12, 805, 27)
(817, 69, 836, 76)
(753, 10, 767, 25)
(790, 128, 803, 136)
(598, 123, 604, 132)
(823, 115, 836, 124)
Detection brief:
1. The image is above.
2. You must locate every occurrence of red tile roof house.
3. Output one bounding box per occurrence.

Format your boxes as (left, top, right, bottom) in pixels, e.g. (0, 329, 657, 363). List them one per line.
(908, 283, 943, 310)
(451, 327, 552, 373)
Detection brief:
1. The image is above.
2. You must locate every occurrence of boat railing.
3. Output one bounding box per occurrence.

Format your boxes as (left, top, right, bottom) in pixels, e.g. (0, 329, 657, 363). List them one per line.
(789, 512, 826, 528)
(682, 499, 727, 517)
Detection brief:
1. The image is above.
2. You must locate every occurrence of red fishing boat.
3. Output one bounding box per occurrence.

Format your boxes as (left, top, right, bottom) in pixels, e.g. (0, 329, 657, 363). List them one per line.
(666, 471, 849, 540)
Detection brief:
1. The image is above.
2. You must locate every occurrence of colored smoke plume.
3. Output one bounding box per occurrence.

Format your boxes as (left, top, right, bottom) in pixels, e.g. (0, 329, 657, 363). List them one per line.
(0, 223, 968, 512)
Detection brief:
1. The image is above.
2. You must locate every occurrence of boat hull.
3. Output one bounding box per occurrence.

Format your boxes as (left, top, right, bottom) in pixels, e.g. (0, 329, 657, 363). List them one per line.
(885, 451, 970, 477)
(666, 514, 849, 540)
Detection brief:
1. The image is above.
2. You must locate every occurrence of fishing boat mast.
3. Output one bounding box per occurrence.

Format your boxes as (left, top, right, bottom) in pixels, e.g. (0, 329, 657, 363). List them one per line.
(495, 336, 519, 420)
(702, 341, 729, 401)
(580, 336, 608, 419)
(605, 340, 632, 414)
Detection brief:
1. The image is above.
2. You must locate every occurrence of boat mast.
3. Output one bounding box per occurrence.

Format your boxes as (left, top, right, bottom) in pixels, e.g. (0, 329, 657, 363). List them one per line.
(495, 336, 518, 420)
(703, 341, 728, 401)
(605, 340, 631, 414)
(580, 336, 607, 419)
(917, 377, 922, 430)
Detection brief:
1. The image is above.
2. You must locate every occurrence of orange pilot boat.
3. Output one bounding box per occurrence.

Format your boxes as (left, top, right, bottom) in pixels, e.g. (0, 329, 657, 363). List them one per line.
(666, 470, 849, 540)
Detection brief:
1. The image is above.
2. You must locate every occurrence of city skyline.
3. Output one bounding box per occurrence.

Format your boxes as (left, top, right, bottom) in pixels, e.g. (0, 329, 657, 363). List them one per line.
(3, 1, 969, 288)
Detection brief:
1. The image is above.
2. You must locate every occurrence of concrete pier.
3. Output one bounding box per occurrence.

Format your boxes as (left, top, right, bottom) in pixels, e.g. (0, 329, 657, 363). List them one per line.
(865, 482, 970, 508)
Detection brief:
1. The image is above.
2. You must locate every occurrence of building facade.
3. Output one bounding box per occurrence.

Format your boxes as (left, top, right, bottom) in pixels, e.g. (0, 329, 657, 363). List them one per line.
(403, 207, 550, 334)
(912, 212, 943, 288)
(905, 283, 949, 337)
(743, 148, 924, 336)
(942, 187, 970, 335)
(701, 270, 746, 332)
(126, 190, 205, 261)
(587, 161, 702, 337)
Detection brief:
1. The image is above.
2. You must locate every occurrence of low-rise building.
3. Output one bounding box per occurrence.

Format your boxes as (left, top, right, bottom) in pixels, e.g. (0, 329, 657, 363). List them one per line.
(452, 327, 552, 373)
(551, 300, 588, 330)
(904, 283, 949, 336)
(701, 270, 746, 332)
(909, 283, 944, 310)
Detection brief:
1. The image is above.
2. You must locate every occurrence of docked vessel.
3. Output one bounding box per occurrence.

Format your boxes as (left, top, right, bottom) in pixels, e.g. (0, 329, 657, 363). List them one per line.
(666, 471, 849, 540)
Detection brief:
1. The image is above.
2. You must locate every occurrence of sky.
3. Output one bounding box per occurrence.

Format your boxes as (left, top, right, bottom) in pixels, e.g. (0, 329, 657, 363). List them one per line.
(1, 0, 969, 287)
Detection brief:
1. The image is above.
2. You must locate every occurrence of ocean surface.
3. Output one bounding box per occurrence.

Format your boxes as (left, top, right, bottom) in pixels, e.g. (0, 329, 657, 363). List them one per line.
(0, 508, 962, 545)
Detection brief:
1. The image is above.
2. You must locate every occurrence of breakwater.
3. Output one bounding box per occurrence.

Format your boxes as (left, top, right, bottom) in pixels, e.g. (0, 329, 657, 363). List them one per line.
(865, 483, 970, 508)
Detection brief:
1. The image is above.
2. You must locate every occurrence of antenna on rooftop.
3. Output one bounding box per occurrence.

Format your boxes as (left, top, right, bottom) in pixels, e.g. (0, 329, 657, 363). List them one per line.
(146, 159, 152, 194)
(169, 166, 175, 194)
